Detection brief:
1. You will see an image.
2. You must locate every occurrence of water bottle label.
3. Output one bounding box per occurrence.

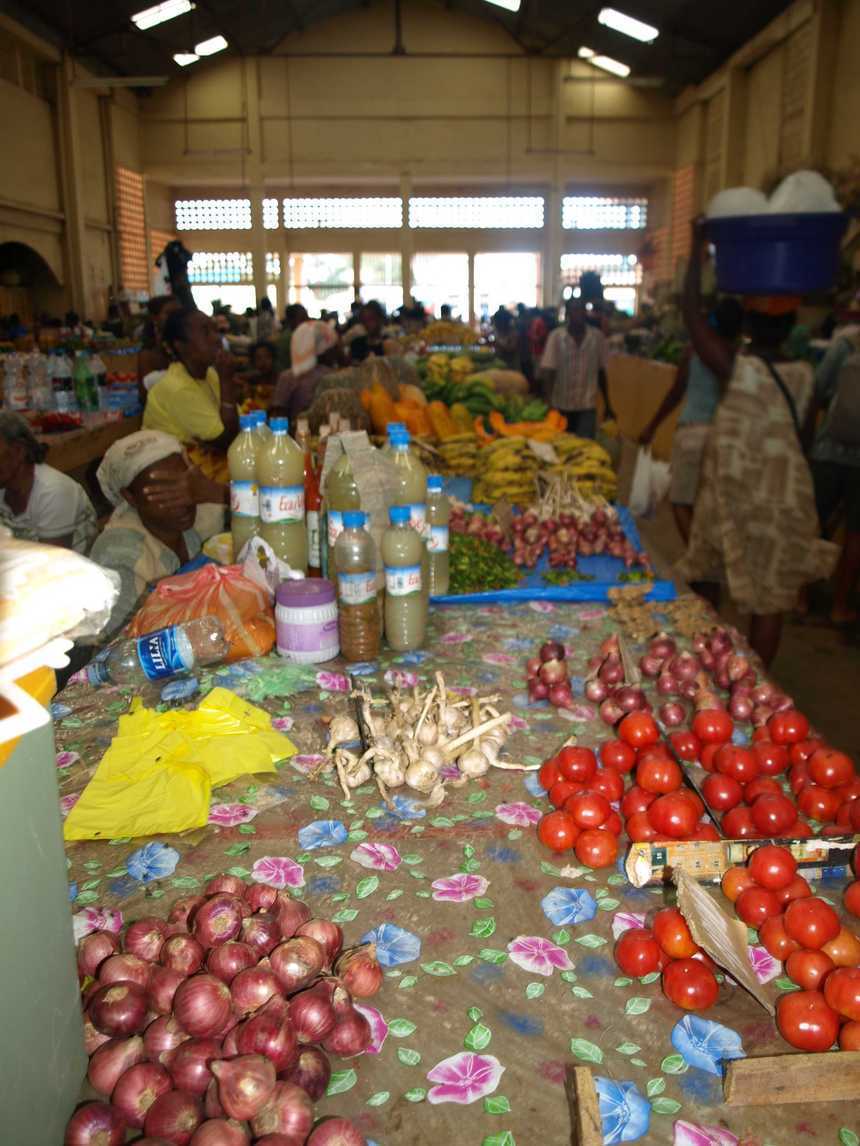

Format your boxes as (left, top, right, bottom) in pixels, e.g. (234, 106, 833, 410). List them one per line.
(327, 510, 344, 547)
(307, 510, 321, 568)
(136, 626, 193, 681)
(428, 525, 449, 553)
(230, 480, 259, 518)
(407, 503, 427, 536)
(385, 564, 422, 597)
(86, 649, 112, 686)
(260, 485, 305, 524)
(339, 571, 377, 605)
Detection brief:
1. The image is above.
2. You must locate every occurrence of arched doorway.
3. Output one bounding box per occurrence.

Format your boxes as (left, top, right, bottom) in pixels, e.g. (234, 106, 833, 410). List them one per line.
(0, 242, 64, 326)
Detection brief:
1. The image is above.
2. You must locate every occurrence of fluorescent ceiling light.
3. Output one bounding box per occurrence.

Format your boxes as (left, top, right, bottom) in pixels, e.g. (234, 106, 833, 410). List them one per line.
(194, 34, 228, 56)
(132, 0, 195, 31)
(483, 0, 521, 11)
(578, 46, 631, 77)
(173, 52, 198, 66)
(598, 7, 659, 43)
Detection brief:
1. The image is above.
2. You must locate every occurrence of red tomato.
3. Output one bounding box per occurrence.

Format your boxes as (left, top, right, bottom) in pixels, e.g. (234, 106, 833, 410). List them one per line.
(652, 907, 697, 959)
(600, 739, 636, 773)
(699, 743, 722, 773)
(768, 709, 810, 746)
(839, 1022, 860, 1051)
(538, 759, 561, 790)
(669, 730, 701, 762)
(752, 741, 789, 776)
(743, 777, 783, 804)
(636, 743, 673, 765)
(715, 745, 760, 786)
(636, 756, 682, 795)
(679, 788, 705, 817)
(722, 867, 756, 902)
(537, 810, 579, 852)
(618, 711, 660, 750)
(625, 811, 658, 842)
(747, 845, 797, 890)
(614, 927, 662, 977)
(822, 926, 860, 968)
(837, 779, 860, 806)
(797, 784, 840, 824)
(844, 880, 860, 918)
(789, 761, 811, 795)
(549, 779, 580, 808)
(790, 738, 825, 767)
(775, 874, 812, 907)
(787, 819, 814, 839)
(721, 805, 757, 838)
(691, 823, 721, 841)
(598, 810, 623, 836)
(591, 768, 624, 803)
(759, 915, 801, 961)
(662, 958, 719, 1011)
(786, 948, 835, 990)
(702, 773, 743, 813)
(784, 896, 841, 949)
(621, 785, 655, 818)
(574, 828, 618, 869)
(853, 801, 860, 830)
(735, 886, 782, 928)
(823, 966, 860, 1021)
(776, 989, 839, 1052)
(692, 709, 734, 746)
(565, 790, 611, 830)
(750, 793, 797, 837)
(647, 792, 699, 839)
(808, 747, 855, 790)
(751, 725, 771, 743)
(554, 745, 597, 785)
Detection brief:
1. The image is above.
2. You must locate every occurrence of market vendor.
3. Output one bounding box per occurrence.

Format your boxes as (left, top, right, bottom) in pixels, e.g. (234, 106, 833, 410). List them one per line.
(539, 299, 615, 438)
(0, 412, 97, 552)
(137, 294, 181, 394)
(143, 307, 239, 483)
(240, 339, 279, 408)
(345, 300, 387, 363)
(89, 430, 225, 637)
(269, 320, 342, 424)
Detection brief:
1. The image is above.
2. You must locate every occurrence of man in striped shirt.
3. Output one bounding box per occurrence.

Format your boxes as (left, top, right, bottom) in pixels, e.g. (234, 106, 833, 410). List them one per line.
(539, 300, 614, 439)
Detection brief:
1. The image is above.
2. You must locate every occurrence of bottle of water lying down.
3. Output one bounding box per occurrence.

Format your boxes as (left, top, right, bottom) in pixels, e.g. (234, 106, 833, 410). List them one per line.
(87, 616, 229, 686)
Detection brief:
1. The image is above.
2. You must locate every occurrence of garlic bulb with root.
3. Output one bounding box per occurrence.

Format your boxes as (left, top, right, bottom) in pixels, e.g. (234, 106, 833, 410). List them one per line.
(418, 746, 445, 770)
(327, 715, 359, 749)
(374, 758, 406, 788)
(458, 749, 490, 777)
(405, 758, 440, 793)
(417, 720, 438, 746)
(346, 761, 372, 787)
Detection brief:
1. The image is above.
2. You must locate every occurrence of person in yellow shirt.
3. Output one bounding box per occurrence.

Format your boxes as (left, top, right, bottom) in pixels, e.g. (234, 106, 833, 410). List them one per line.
(144, 307, 239, 483)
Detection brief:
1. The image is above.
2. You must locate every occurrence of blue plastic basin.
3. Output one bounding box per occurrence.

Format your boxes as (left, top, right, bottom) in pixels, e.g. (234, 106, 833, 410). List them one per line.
(704, 212, 848, 295)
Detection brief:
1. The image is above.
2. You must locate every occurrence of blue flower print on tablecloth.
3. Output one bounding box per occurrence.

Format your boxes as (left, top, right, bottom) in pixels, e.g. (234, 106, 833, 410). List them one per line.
(523, 771, 545, 797)
(396, 650, 429, 665)
(297, 820, 348, 850)
(361, 922, 421, 967)
(671, 1015, 745, 1077)
(68, 882, 78, 902)
(126, 842, 181, 883)
(503, 637, 535, 652)
(594, 1076, 651, 1145)
(386, 794, 426, 820)
(541, 886, 597, 926)
(342, 661, 378, 675)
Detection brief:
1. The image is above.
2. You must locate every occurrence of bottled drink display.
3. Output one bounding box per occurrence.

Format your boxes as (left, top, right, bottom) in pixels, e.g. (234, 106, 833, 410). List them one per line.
(382, 504, 426, 651)
(251, 409, 271, 441)
(296, 418, 322, 577)
(426, 473, 450, 596)
(87, 617, 229, 686)
(3, 355, 28, 411)
(73, 351, 98, 412)
(323, 448, 361, 579)
(228, 413, 260, 557)
(389, 428, 429, 625)
(258, 417, 308, 572)
(334, 510, 380, 661)
(52, 352, 77, 413)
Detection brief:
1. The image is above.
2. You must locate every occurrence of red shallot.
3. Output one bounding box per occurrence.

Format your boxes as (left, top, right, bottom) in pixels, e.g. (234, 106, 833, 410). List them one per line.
(236, 997, 298, 1070)
(207, 942, 257, 985)
(89, 980, 149, 1037)
(245, 884, 278, 912)
(296, 919, 343, 965)
(77, 930, 119, 978)
(321, 1006, 371, 1058)
(230, 965, 282, 1014)
(241, 914, 282, 957)
(169, 896, 207, 930)
(87, 1035, 145, 1095)
(205, 875, 247, 898)
(189, 1120, 250, 1146)
(270, 936, 325, 993)
(149, 966, 187, 1015)
(83, 1014, 112, 1055)
(334, 945, 382, 999)
(650, 633, 676, 659)
(274, 895, 311, 938)
(173, 974, 232, 1038)
(306, 1118, 367, 1146)
(99, 953, 152, 989)
(288, 984, 336, 1044)
(658, 702, 685, 728)
(143, 1015, 190, 1064)
(599, 697, 624, 727)
(249, 1081, 314, 1141)
(584, 678, 607, 703)
(204, 1079, 225, 1119)
(211, 1054, 276, 1121)
(161, 935, 205, 976)
(615, 686, 646, 714)
(192, 896, 244, 948)
(282, 1046, 331, 1101)
(143, 1090, 202, 1146)
(169, 1038, 223, 1096)
(112, 1061, 172, 1128)
(124, 917, 168, 962)
(64, 1101, 126, 1146)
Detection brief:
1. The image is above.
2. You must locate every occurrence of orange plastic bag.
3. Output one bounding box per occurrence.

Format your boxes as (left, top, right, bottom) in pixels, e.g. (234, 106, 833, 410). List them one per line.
(129, 564, 275, 662)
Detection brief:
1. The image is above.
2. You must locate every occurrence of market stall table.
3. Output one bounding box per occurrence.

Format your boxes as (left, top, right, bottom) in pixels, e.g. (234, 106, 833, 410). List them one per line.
(55, 601, 860, 1146)
(38, 415, 142, 476)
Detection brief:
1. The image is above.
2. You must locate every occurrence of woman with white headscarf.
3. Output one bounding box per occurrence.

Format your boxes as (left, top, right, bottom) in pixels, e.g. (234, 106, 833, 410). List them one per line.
(89, 430, 225, 636)
(270, 320, 342, 424)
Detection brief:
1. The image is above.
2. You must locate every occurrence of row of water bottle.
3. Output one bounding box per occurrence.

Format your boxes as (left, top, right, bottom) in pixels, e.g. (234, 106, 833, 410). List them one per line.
(2, 350, 108, 414)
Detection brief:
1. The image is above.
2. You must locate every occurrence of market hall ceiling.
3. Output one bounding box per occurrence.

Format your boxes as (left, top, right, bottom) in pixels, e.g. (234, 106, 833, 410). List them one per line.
(10, 0, 795, 92)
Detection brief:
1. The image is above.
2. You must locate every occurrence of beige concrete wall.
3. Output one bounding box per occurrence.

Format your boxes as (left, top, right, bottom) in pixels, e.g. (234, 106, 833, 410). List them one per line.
(828, 0, 860, 167)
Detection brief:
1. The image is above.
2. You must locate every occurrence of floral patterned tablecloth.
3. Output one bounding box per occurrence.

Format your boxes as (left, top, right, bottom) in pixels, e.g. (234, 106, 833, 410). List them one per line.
(55, 603, 860, 1146)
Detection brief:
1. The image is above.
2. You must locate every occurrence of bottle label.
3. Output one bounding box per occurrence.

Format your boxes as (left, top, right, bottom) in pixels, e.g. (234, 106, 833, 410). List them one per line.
(260, 485, 305, 524)
(428, 524, 449, 553)
(339, 571, 377, 605)
(136, 626, 193, 681)
(407, 503, 427, 537)
(307, 510, 321, 568)
(327, 510, 344, 547)
(230, 480, 259, 518)
(385, 564, 422, 597)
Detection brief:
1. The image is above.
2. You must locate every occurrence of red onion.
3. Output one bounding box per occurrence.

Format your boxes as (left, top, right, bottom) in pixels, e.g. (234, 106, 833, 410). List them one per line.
(249, 1081, 314, 1141)
(270, 937, 324, 993)
(770, 692, 793, 712)
(599, 634, 619, 657)
(222, 1023, 241, 1057)
(206, 875, 247, 898)
(230, 965, 282, 1015)
(78, 930, 120, 978)
(83, 1014, 112, 1055)
(143, 1090, 202, 1146)
(193, 896, 244, 948)
(306, 1119, 367, 1146)
(169, 1038, 222, 1096)
(714, 668, 731, 690)
(149, 966, 187, 1014)
(322, 1006, 371, 1058)
(669, 652, 700, 682)
(615, 686, 646, 713)
(726, 653, 749, 682)
(639, 653, 664, 678)
(112, 1061, 172, 1128)
(709, 629, 732, 655)
(89, 980, 149, 1037)
(751, 683, 775, 707)
(335, 944, 383, 998)
(698, 648, 715, 670)
(162, 935, 205, 976)
(525, 656, 542, 678)
(656, 672, 677, 696)
(282, 1046, 331, 1101)
(584, 677, 607, 703)
(204, 1079, 225, 1119)
(99, 953, 152, 989)
(143, 1014, 190, 1064)
(540, 640, 566, 662)
(124, 917, 168, 962)
(274, 895, 311, 939)
(174, 974, 232, 1037)
(679, 679, 699, 701)
(245, 884, 278, 912)
(169, 896, 207, 930)
(211, 1054, 276, 1120)
(538, 657, 567, 685)
(296, 919, 343, 965)
(650, 633, 676, 659)
(729, 692, 753, 721)
(599, 656, 624, 686)
(694, 691, 724, 713)
(236, 997, 298, 1069)
(207, 942, 257, 985)
(255, 1137, 300, 1146)
(599, 697, 624, 726)
(548, 683, 574, 708)
(241, 914, 282, 957)
(658, 702, 685, 728)
(691, 633, 708, 654)
(64, 1102, 126, 1146)
(288, 985, 336, 1044)
(87, 1035, 145, 1095)
(189, 1120, 250, 1146)
(528, 679, 549, 702)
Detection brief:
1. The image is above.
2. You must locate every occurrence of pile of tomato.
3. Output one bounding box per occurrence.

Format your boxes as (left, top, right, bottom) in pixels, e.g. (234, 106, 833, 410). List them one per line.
(614, 907, 720, 1012)
(723, 843, 860, 1052)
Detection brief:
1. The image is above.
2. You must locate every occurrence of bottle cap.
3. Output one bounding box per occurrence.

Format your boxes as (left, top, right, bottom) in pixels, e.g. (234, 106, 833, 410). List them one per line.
(386, 422, 406, 437)
(239, 413, 254, 430)
(343, 511, 365, 529)
(253, 410, 267, 426)
(427, 474, 443, 491)
(270, 417, 289, 433)
(389, 505, 410, 525)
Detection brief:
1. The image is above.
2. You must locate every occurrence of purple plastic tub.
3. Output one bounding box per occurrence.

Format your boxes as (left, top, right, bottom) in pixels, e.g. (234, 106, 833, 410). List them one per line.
(705, 212, 848, 295)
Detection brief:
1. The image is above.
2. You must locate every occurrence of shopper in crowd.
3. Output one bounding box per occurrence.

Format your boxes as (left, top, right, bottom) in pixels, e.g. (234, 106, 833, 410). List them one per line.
(256, 295, 277, 340)
(440, 304, 453, 321)
(677, 220, 837, 666)
(138, 295, 181, 394)
(346, 300, 387, 363)
(144, 307, 239, 483)
(539, 299, 614, 438)
(0, 412, 97, 552)
(638, 296, 744, 543)
(241, 340, 279, 407)
(270, 320, 342, 424)
(275, 303, 309, 371)
(492, 308, 521, 371)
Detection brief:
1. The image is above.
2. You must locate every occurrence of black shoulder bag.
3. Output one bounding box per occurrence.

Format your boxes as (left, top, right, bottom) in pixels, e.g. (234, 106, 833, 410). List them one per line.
(762, 358, 807, 451)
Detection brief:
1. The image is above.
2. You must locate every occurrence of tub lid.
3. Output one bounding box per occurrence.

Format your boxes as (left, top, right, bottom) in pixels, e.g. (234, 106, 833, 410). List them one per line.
(276, 578, 336, 608)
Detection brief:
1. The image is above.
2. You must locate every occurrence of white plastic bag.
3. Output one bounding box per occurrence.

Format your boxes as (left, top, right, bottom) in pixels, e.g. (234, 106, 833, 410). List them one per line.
(629, 447, 671, 518)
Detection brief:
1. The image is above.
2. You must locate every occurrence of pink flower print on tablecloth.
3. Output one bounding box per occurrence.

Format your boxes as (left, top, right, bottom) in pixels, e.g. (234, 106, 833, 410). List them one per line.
(495, 802, 542, 827)
(56, 750, 79, 769)
(673, 1121, 739, 1146)
(748, 945, 781, 984)
(291, 754, 325, 774)
(529, 600, 556, 614)
(384, 668, 419, 689)
(350, 842, 402, 872)
(251, 855, 305, 889)
(354, 1004, 388, 1054)
(426, 1052, 505, 1105)
(431, 873, 490, 903)
(316, 670, 350, 692)
(270, 715, 294, 732)
(208, 803, 259, 828)
(611, 910, 647, 940)
(60, 793, 81, 819)
(482, 652, 516, 667)
(440, 631, 473, 645)
(73, 906, 123, 943)
(507, 935, 574, 977)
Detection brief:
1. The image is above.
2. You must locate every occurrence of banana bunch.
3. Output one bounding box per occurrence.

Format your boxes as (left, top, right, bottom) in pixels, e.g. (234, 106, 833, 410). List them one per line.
(449, 354, 476, 385)
(423, 321, 479, 347)
(473, 437, 540, 506)
(546, 434, 618, 498)
(438, 432, 479, 476)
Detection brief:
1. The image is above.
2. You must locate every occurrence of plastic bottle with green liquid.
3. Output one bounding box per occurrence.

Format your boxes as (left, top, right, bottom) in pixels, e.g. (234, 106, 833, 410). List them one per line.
(258, 417, 308, 572)
(228, 413, 260, 558)
(389, 428, 429, 623)
(323, 449, 361, 579)
(382, 505, 426, 651)
(426, 474, 450, 596)
(334, 510, 380, 661)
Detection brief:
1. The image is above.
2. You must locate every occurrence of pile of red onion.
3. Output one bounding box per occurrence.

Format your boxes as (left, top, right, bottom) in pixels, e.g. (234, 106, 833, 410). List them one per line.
(526, 640, 575, 709)
(582, 634, 652, 728)
(67, 875, 379, 1146)
(689, 627, 794, 726)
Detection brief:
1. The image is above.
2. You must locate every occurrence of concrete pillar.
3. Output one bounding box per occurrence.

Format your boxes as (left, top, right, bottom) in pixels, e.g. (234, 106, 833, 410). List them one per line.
(400, 172, 413, 308)
(55, 55, 87, 315)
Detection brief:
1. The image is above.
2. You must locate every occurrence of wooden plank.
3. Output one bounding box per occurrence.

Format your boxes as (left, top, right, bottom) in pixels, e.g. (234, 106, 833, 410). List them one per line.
(724, 1051, 860, 1106)
(564, 1065, 603, 1146)
(40, 416, 141, 475)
